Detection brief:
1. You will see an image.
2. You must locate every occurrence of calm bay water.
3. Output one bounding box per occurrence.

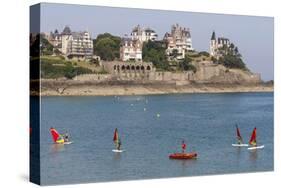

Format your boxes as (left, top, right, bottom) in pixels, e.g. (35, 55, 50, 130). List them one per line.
(40, 92, 273, 185)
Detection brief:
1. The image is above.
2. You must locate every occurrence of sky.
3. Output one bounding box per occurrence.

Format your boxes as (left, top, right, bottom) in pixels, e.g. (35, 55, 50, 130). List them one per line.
(37, 3, 274, 81)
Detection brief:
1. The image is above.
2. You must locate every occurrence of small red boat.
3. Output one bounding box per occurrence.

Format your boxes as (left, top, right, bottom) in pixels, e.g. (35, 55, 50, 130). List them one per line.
(169, 152, 197, 160)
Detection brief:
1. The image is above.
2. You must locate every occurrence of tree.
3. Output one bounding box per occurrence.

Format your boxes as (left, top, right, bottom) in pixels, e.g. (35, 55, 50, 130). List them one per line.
(142, 40, 169, 70)
(95, 38, 115, 61)
(94, 33, 121, 61)
(215, 42, 247, 70)
(179, 55, 196, 72)
(40, 34, 54, 55)
(171, 49, 179, 59)
(218, 53, 247, 70)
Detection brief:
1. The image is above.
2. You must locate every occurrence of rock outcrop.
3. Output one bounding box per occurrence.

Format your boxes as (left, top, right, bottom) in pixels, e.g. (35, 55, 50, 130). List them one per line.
(193, 61, 261, 84)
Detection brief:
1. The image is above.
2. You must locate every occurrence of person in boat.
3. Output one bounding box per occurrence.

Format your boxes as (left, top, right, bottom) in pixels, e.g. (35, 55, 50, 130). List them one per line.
(117, 138, 122, 150)
(181, 140, 186, 153)
(63, 132, 70, 142)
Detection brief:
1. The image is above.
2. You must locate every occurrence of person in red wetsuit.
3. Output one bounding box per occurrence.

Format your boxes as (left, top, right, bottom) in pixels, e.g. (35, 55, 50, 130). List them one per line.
(181, 140, 186, 153)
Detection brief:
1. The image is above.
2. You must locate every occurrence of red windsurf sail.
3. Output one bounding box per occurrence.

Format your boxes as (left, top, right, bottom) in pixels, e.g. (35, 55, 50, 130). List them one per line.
(50, 128, 61, 142)
(113, 128, 118, 143)
(249, 127, 257, 146)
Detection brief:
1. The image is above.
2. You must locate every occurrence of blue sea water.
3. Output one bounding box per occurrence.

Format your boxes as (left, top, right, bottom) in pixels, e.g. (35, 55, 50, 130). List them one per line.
(39, 92, 273, 185)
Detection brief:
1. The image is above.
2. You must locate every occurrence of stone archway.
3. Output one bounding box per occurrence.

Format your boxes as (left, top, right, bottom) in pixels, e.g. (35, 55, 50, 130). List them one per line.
(146, 66, 151, 71)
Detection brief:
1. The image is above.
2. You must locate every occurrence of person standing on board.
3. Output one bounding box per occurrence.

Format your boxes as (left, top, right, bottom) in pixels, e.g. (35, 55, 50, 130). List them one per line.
(117, 138, 122, 150)
(181, 140, 186, 153)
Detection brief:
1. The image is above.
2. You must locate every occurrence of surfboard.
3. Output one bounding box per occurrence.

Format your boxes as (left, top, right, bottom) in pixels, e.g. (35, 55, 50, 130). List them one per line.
(54, 141, 73, 145)
(112, 149, 125, 153)
(247, 145, 264, 150)
(63, 141, 73, 145)
(232, 144, 249, 147)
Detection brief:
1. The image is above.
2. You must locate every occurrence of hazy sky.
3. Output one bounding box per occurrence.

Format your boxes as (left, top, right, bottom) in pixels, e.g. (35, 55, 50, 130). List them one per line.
(38, 3, 274, 81)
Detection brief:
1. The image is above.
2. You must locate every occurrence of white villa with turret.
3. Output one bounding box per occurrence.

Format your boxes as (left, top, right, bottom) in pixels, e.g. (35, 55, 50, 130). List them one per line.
(209, 31, 230, 59)
(131, 25, 158, 42)
(47, 26, 93, 60)
(164, 24, 194, 60)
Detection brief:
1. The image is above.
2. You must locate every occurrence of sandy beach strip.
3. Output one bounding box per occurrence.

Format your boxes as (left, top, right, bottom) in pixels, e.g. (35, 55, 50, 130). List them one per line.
(34, 81, 273, 96)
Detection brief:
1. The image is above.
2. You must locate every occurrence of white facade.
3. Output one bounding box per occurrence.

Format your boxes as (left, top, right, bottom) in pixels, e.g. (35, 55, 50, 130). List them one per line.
(65, 31, 93, 59)
(164, 24, 193, 60)
(120, 38, 142, 62)
(49, 26, 93, 59)
(210, 31, 230, 58)
(48, 29, 62, 48)
(131, 25, 158, 42)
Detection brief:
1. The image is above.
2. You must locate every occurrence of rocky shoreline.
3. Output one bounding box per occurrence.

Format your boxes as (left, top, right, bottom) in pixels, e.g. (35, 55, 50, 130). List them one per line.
(32, 80, 273, 96)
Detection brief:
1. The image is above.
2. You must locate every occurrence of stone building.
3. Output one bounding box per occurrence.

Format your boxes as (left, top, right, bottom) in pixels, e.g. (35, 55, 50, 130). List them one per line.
(101, 61, 155, 80)
(120, 38, 142, 62)
(209, 31, 230, 59)
(48, 29, 62, 48)
(164, 24, 194, 60)
(48, 26, 93, 60)
(130, 25, 158, 42)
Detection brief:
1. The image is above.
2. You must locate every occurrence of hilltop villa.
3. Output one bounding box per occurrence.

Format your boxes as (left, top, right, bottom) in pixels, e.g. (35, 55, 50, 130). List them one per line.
(120, 38, 143, 62)
(47, 26, 93, 60)
(130, 25, 158, 42)
(209, 31, 230, 59)
(119, 25, 157, 62)
(164, 24, 194, 60)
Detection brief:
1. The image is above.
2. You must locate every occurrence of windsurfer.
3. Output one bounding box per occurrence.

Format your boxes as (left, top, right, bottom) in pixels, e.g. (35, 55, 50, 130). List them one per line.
(249, 127, 257, 146)
(236, 124, 243, 144)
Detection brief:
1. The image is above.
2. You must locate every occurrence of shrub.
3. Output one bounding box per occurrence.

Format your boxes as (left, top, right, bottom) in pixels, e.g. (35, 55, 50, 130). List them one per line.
(199, 51, 210, 57)
(178, 55, 197, 72)
(40, 59, 93, 79)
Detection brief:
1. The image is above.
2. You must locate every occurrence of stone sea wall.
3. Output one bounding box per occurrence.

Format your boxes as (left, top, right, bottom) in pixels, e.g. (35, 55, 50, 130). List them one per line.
(72, 60, 261, 85)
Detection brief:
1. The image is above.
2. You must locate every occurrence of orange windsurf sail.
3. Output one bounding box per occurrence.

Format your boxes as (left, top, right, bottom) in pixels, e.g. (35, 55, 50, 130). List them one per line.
(249, 127, 257, 146)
